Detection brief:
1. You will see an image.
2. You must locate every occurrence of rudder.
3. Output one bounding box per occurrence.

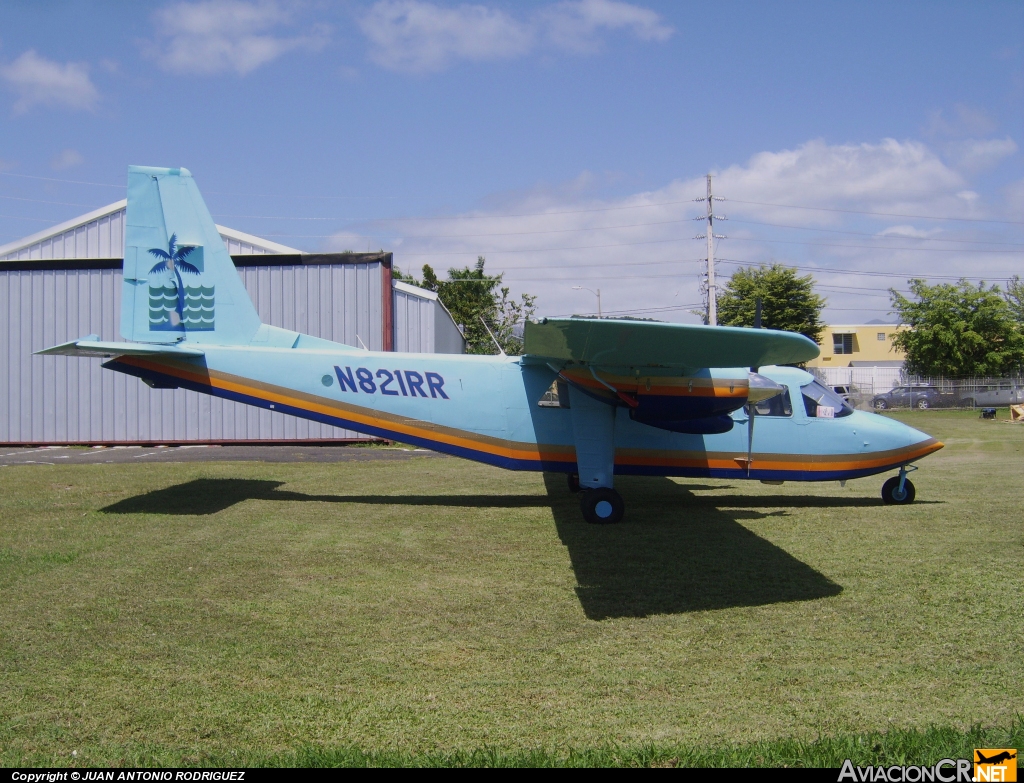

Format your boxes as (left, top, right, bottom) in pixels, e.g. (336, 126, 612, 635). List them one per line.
(121, 166, 261, 345)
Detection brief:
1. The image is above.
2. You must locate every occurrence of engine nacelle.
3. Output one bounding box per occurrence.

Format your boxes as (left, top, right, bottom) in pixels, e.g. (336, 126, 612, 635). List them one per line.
(558, 367, 785, 434)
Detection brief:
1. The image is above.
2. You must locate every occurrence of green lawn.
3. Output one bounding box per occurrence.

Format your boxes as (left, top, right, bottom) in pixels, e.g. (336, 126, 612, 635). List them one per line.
(1, 411, 1021, 767)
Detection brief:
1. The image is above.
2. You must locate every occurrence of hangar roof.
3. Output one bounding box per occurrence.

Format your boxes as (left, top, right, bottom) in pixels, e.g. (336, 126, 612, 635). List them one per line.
(0, 200, 300, 261)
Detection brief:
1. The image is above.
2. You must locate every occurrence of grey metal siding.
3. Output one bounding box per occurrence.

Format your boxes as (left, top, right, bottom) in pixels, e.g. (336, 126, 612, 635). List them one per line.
(0, 204, 294, 261)
(1, 261, 387, 443)
(394, 285, 435, 353)
(0, 210, 125, 261)
(434, 301, 466, 355)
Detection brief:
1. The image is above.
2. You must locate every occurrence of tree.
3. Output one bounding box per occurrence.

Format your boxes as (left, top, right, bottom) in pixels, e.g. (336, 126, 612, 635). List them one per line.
(1006, 275, 1024, 326)
(889, 278, 1024, 377)
(716, 263, 826, 343)
(394, 257, 536, 355)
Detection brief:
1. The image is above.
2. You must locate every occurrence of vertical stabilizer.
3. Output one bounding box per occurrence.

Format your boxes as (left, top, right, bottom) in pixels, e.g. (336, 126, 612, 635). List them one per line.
(121, 166, 261, 345)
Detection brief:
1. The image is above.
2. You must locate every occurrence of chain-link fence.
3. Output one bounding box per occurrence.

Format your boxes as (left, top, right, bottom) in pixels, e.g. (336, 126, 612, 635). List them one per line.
(809, 367, 1024, 410)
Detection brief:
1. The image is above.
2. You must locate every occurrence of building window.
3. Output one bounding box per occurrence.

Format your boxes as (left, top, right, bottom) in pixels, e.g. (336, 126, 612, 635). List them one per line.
(833, 333, 854, 354)
(877, 332, 886, 341)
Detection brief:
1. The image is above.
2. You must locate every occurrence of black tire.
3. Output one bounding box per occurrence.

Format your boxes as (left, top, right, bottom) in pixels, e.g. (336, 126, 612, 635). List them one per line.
(915, 399, 930, 410)
(579, 487, 625, 524)
(567, 473, 581, 493)
(873, 399, 888, 410)
(881, 476, 916, 505)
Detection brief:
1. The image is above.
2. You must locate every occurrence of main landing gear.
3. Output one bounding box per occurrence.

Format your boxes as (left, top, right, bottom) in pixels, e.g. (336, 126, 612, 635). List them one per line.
(881, 465, 917, 505)
(578, 486, 625, 524)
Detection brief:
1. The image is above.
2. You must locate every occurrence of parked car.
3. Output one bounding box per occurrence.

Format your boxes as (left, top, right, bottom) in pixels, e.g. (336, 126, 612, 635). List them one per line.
(957, 383, 1024, 408)
(830, 384, 853, 401)
(871, 385, 953, 410)
(830, 384, 870, 410)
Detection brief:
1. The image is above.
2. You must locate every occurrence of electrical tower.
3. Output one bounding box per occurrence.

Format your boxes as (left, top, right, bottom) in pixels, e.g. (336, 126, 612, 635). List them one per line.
(694, 174, 726, 325)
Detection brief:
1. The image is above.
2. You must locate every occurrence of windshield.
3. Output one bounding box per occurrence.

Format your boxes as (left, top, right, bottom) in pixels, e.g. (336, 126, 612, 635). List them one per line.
(802, 380, 854, 419)
(752, 388, 793, 417)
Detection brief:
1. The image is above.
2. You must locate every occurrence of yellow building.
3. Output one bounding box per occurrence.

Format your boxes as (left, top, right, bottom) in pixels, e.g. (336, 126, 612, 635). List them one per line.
(804, 323, 907, 368)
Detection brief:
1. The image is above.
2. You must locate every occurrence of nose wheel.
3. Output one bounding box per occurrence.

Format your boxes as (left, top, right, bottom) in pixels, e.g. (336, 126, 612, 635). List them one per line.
(580, 487, 625, 524)
(882, 466, 917, 504)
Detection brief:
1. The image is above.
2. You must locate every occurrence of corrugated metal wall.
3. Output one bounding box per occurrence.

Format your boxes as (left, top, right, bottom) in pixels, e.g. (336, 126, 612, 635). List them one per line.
(222, 236, 277, 255)
(0, 203, 292, 260)
(393, 282, 435, 353)
(1, 210, 126, 261)
(1, 260, 387, 443)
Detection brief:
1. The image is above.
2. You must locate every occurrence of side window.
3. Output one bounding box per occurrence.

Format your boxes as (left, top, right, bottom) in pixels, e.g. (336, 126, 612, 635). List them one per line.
(833, 334, 854, 354)
(752, 389, 793, 417)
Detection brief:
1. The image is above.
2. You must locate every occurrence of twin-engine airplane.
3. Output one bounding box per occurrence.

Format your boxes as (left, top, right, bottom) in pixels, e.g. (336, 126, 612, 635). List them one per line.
(39, 167, 943, 523)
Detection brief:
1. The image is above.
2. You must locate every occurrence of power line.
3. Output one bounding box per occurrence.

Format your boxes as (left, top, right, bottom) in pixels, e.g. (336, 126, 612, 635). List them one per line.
(724, 235, 1022, 254)
(727, 218, 1024, 247)
(716, 257, 1017, 282)
(0, 194, 102, 208)
(0, 213, 59, 223)
(726, 198, 1024, 226)
(0, 172, 124, 188)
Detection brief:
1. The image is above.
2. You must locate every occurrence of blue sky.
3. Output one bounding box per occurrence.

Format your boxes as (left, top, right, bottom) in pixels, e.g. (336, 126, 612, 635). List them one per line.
(1, 0, 1022, 323)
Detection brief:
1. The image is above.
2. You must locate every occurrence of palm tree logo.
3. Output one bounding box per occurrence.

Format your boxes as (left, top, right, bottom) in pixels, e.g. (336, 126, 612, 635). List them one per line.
(148, 234, 200, 327)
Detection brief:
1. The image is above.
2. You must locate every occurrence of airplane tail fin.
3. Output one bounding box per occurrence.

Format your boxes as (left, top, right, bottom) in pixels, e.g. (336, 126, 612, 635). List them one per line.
(121, 166, 261, 346)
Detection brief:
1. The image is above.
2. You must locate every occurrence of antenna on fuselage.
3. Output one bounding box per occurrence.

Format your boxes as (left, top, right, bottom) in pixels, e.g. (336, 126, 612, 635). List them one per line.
(479, 316, 507, 357)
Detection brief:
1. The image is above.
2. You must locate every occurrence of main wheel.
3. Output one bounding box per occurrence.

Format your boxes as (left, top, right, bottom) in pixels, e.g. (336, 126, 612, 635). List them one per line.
(874, 399, 888, 410)
(567, 473, 580, 493)
(881, 476, 916, 505)
(915, 398, 930, 409)
(579, 487, 625, 524)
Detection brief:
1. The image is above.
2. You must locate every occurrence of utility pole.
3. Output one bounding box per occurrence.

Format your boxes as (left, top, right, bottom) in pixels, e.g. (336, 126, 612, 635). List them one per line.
(694, 174, 726, 325)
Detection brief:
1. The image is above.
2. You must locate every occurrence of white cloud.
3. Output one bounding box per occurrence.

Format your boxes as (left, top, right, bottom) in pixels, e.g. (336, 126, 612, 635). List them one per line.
(149, 0, 328, 75)
(926, 103, 998, 138)
(360, 1, 533, 72)
(50, 149, 84, 171)
(540, 0, 673, 53)
(877, 225, 940, 240)
(709, 138, 966, 222)
(359, 0, 672, 73)
(0, 50, 98, 113)
(947, 136, 1018, 174)
(330, 137, 1019, 323)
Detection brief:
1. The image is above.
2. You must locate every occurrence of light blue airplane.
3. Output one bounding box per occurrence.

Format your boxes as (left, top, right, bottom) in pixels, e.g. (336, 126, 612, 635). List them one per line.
(39, 166, 943, 523)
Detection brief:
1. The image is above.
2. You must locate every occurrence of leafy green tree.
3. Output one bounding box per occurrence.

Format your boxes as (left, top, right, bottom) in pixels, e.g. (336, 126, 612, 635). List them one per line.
(1006, 275, 1024, 326)
(394, 257, 536, 355)
(889, 279, 1024, 377)
(717, 263, 826, 343)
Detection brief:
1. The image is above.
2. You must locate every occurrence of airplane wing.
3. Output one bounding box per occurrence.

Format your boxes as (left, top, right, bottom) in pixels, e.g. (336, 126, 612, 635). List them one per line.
(35, 336, 205, 359)
(523, 317, 819, 368)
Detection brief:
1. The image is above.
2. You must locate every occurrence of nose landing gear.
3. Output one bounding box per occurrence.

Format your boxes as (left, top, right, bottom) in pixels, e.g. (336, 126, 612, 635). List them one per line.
(882, 465, 917, 505)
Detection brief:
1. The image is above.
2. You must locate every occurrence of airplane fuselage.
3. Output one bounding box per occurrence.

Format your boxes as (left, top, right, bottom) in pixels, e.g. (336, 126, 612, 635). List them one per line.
(105, 333, 941, 483)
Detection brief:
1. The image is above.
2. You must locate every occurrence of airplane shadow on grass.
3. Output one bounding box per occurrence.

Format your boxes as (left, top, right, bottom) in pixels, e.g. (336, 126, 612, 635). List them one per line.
(543, 474, 844, 619)
(103, 475, 847, 618)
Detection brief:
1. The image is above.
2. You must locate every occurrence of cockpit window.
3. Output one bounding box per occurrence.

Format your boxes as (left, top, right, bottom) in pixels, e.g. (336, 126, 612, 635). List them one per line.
(752, 388, 793, 417)
(802, 380, 854, 419)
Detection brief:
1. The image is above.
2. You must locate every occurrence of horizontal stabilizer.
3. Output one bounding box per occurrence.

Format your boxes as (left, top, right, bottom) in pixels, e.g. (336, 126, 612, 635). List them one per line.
(524, 318, 819, 368)
(35, 336, 205, 359)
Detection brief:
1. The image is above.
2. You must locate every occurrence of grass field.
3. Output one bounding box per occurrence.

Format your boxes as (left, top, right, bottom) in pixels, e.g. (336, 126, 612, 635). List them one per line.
(1, 411, 1021, 767)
